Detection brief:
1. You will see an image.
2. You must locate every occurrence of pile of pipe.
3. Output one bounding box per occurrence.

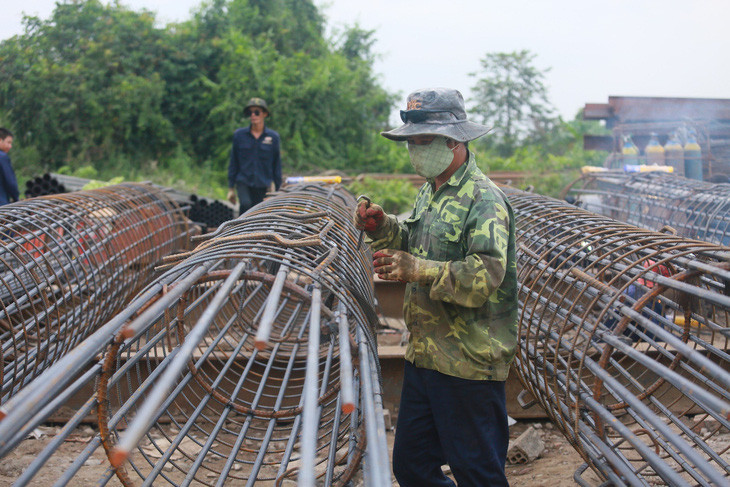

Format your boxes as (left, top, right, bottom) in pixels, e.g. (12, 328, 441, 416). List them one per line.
(0, 182, 390, 487)
(562, 171, 730, 246)
(187, 194, 236, 232)
(507, 188, 730, 486)
(0, 183, 194, 402)
(23, 173, 71, 198)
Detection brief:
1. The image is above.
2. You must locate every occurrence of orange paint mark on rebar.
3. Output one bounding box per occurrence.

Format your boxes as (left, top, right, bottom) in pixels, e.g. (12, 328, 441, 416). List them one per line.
(108, 448, 128, 468)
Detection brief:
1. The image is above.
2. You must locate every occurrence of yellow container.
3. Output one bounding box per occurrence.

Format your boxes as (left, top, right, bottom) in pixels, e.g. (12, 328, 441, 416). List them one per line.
(664, 133, 684, 176)
(684, 131, 702, 181)
(644, 133, 665, 166)
(622, 134, 639, 167)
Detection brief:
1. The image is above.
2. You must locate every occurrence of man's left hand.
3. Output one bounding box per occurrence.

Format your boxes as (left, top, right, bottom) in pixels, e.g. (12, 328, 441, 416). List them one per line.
(372, 250, 443, 284)
(227, 188, 237, 205)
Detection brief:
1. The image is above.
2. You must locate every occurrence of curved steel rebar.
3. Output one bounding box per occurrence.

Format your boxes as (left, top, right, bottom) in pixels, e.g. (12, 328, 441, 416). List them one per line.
(0, 183, 389, 487)
(0, 183, 193, 402)
(562, 171, 730, 246)
(507, 187, 730, 486)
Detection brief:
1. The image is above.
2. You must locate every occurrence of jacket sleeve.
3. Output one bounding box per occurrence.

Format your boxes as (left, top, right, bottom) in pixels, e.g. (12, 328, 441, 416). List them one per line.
(273, 134, 282, 191)
(227, 132, 238, 188)
(428, 197, 512, 308)
(0, 154, 19, 202)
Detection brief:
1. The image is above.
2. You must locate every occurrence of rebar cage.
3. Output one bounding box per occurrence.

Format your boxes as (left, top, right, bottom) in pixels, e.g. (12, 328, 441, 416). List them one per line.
(0, 183, 390, 487)
(0, 183, 193, 402)
(509, 188, 730, 486)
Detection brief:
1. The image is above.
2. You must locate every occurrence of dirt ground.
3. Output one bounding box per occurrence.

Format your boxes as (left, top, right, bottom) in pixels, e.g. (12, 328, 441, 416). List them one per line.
(503, 421, 602, 487)
(0, 420, 596, 486)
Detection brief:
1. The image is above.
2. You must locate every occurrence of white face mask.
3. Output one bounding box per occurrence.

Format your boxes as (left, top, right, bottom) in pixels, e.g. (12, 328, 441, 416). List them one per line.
(407, 136, 456, 179)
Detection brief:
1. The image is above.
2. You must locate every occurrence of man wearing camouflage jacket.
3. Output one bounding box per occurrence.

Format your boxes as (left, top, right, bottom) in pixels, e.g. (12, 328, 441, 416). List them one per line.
(355, 88, 517, 486)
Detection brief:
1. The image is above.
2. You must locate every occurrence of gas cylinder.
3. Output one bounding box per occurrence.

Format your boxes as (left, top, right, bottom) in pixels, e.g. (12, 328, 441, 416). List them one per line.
(684, 130, 703, 181)
(644, 133, 665, 166)
(622, 134, 640, 166)
(664, 132, 684, 176)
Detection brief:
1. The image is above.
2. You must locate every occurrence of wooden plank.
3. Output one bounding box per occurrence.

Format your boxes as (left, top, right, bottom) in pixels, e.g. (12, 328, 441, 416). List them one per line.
(378, 345, 407, 359)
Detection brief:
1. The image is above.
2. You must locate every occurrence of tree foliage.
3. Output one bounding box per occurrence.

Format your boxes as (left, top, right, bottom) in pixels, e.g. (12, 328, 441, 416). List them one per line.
(0, 1, 175, 170)
(0, 0, 403, 193)
(470, 50, 557, 156)
(474, 111, 608, 197)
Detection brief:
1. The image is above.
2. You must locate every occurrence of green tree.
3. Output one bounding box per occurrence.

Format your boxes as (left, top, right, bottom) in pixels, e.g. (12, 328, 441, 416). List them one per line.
(0, 0, 177, 172)
(206, 15, 398, 174)
(470, 50, 556, 157)
(0, 0, 406, 195)
(474, 110, 608, 197)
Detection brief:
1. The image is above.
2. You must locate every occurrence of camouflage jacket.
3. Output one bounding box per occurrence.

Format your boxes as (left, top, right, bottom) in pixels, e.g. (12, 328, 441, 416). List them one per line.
(368, 155, 518, 380)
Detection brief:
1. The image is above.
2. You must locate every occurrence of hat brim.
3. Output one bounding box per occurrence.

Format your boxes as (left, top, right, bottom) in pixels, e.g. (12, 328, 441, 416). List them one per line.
(381, 120, 491, 143)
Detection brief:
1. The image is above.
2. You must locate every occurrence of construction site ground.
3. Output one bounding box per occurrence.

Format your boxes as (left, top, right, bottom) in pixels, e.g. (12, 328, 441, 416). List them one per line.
(0, 420, 599, 486)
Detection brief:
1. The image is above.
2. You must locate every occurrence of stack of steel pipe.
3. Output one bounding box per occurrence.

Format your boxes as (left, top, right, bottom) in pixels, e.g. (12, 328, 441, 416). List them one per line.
(507, 188, 730, 486)
(0, 183, 389, 487)
(187, 194, 236, 231)
(24, 173, 95, 198)
(23, 173, 68, 198)
(0, 183, 194, 402)
(562, 171, 730, 246)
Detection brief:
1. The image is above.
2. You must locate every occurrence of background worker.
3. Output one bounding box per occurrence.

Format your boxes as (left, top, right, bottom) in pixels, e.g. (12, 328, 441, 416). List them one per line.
(354, 88, 518, 487)
(0, 128, 19, 206)
(227, 97, 282, 215)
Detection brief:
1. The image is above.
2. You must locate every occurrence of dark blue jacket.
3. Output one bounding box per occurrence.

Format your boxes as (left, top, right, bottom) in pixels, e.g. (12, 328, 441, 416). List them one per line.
(0, 151, 19, 206)
(228, 125, 282, 190)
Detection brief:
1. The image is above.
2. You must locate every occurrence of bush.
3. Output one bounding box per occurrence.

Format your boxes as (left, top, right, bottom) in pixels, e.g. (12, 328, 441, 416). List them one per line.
(346, 177, 419, 215)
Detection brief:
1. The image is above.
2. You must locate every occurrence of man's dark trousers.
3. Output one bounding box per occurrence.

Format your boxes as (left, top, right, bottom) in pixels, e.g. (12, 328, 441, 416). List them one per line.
(236, 183, 268, 215)
(393, 360, 510, 487)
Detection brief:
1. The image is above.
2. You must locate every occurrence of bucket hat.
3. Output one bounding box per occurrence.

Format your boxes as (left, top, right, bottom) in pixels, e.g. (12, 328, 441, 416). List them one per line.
(381, 88, 490, 142)
(244, 97, 269, 116)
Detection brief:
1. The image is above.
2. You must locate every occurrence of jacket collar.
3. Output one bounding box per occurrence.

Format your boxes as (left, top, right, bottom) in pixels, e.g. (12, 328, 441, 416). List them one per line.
(244, 124, 269, 134)
(444, 152, 476, 188)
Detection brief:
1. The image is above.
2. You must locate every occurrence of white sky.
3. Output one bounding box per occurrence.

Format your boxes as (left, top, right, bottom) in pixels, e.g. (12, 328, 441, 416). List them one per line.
(2, 0, 729, 122)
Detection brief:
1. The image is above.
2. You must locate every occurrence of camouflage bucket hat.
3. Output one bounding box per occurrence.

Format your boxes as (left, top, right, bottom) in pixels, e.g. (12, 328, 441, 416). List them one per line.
(244, 97, 269, 116)
(381, 88, 491, 143)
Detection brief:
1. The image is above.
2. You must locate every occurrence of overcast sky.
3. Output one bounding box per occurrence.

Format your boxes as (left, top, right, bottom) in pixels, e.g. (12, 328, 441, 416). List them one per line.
(2, 0, 729, 122)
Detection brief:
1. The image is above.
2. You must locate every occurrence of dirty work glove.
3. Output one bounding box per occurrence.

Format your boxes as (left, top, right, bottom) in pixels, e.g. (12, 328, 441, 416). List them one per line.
(372, 250, 444, 284)
(227, 188, 237, 205)
(354, 199, 386, 233)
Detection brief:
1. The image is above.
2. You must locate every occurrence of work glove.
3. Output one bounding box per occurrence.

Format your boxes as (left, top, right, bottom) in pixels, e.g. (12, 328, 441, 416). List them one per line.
(227, 188, 237, 205)
(372, 250, 443, 284)
(354, 199, 386, 233)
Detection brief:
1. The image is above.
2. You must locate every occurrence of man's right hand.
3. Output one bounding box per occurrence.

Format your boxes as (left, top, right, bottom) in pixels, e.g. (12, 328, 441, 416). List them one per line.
(354, 199, 385, 233)
(227, 188, 236, 205)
